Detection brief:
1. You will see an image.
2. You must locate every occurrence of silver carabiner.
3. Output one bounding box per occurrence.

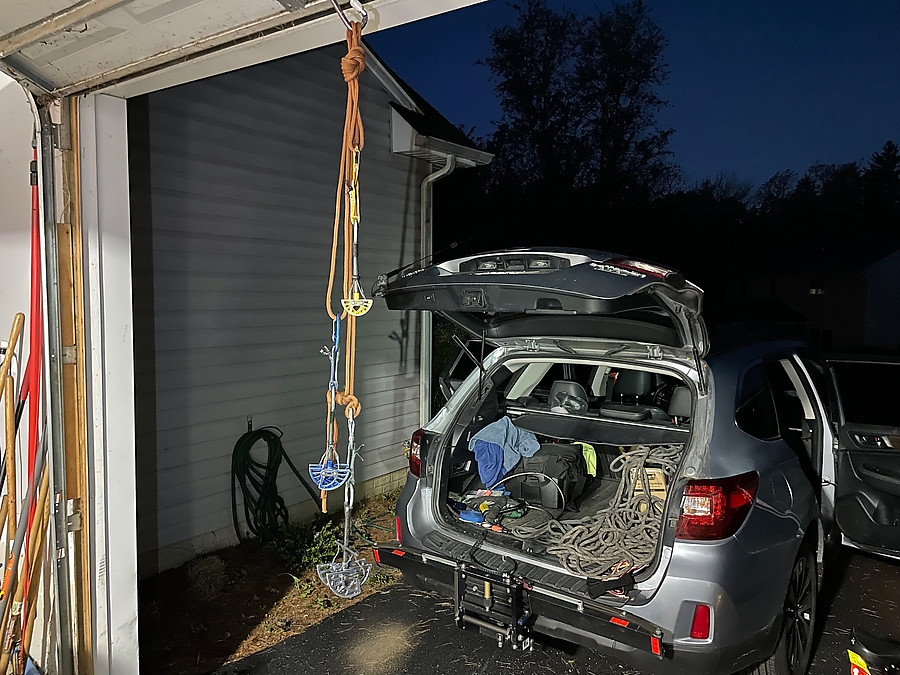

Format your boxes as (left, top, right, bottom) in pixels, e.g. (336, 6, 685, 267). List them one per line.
(328, 0, 368, 30)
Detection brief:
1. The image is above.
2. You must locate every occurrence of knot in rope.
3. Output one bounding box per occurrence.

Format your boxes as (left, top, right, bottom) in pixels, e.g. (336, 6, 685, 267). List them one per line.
(327, 389, 362, 418)
(341, 44, 365, 83)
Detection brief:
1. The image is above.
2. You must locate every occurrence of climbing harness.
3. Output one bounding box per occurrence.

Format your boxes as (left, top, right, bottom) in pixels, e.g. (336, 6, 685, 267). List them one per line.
(312, 1, 372, 598)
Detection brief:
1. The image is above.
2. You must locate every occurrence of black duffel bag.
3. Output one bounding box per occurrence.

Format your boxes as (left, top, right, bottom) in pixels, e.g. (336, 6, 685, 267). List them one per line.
(505, 443, 588, 511)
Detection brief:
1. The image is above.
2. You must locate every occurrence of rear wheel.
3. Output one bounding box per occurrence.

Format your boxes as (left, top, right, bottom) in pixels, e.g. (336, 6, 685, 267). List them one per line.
(748, 542, 817, 675)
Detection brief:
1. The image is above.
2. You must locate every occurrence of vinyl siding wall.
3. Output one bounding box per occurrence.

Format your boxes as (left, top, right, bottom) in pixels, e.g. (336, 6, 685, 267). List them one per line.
(129, 44, 425, 575)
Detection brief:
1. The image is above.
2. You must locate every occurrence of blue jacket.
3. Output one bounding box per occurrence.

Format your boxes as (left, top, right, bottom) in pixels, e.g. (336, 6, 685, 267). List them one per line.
(469, 417, 541, 487)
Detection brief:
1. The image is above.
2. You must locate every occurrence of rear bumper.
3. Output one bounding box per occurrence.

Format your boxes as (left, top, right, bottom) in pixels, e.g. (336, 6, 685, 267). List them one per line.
(374, 543, 777, 675)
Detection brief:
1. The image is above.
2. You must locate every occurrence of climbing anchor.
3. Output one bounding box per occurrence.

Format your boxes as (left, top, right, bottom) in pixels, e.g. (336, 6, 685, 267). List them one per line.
(317, 410, 370, 598)
(340, 147, 372, 317)
(310, 318, 351, 491)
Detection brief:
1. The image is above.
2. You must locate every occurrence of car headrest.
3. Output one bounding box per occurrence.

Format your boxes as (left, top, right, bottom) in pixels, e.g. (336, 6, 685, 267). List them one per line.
(668, 386, 692, 418)
(548, 380, 588, 414)
(613, 370, 653, 396)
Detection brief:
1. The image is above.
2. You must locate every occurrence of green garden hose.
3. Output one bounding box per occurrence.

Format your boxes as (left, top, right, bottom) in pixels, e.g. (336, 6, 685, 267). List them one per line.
(231, 426, 322, 542)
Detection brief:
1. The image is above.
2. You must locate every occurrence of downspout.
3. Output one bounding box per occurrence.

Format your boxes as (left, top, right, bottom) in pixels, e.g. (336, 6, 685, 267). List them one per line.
(419, 154, 456, 427)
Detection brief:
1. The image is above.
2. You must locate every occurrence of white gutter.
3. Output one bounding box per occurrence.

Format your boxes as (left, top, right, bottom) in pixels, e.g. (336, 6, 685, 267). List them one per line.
(419, 155, 456, 427)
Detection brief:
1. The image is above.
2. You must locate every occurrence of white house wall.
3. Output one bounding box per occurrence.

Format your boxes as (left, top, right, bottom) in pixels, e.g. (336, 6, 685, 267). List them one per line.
(130, 43, 424, 574)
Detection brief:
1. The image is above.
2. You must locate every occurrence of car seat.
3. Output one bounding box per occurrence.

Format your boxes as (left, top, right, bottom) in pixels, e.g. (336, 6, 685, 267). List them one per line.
(600, 370, 669, 422)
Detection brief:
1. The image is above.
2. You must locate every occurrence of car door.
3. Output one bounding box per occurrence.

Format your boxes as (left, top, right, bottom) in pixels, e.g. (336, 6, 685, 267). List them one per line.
(828, 357, 900, 560)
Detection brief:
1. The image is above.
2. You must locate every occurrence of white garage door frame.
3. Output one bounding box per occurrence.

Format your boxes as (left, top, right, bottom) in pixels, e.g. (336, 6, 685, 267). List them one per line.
(78, 93, 139, 675)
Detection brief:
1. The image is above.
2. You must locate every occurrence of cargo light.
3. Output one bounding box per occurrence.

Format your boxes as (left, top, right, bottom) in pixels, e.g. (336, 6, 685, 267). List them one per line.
(690, 604, 711, 639)
(408, 428, 424, 478)
(676, 472, 759, 540)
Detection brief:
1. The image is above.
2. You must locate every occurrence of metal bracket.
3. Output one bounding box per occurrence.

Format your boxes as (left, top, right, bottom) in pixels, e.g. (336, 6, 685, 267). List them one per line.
(50, 123, 63, 149)
(66, 512, 82, 533)
(61, 345, 76, 364)
(273, 0, 310, 11)
(647, 345, 663, 360)
(66, 498, 82, 532)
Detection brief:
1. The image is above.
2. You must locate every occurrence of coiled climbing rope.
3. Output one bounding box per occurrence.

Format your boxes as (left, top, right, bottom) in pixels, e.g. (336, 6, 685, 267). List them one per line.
(510, 444, 683, 579)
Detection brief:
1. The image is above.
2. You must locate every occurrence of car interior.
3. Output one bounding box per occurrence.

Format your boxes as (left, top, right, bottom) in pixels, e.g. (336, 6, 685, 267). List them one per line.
(439, 358, 692, 557)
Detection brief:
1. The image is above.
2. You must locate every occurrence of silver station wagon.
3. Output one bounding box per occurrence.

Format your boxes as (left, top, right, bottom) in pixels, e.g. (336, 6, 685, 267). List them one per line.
(372, 248, 900, 675)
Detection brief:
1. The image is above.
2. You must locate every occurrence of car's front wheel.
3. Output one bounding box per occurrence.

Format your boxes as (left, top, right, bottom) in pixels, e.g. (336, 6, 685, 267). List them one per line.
(747, 542, 817, 675)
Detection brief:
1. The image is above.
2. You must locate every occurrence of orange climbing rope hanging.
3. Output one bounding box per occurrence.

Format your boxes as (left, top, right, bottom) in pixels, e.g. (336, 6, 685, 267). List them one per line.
(310, 13, 372, 515)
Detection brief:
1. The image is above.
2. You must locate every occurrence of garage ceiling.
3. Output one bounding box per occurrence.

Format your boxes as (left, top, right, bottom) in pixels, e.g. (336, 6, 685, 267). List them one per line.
(0, 0, 485, 98)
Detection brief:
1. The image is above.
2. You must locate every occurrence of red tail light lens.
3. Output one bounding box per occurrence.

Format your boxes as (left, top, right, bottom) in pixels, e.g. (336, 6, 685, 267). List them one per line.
(396, 516, 402, 545)
(408, 429, 424, 477)
(676, 472, 759, 540)
(690, 603, 711, 639)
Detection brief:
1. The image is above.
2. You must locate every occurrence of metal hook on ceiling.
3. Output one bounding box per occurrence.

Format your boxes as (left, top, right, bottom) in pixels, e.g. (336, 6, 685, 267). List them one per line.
(328, 0, 368, 31)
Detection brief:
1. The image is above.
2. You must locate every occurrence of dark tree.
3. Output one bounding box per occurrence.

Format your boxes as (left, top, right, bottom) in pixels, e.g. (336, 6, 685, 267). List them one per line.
(579, 1, 678, 201)
(864, 140, 900, 221)
(483, 0, 583, 189)
(695, 172, 753, 205)
(752, 169, 797, 214)
(866, 140, 900, 184)
(484, 0, 677, 200)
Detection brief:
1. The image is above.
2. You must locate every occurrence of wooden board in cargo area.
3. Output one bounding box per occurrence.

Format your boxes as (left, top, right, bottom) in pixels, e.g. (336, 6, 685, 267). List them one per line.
(129, 42, 428, 575)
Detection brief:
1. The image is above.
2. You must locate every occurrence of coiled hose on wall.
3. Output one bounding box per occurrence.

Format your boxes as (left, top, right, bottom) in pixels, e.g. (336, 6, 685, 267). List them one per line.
(231, 426, 322, 542)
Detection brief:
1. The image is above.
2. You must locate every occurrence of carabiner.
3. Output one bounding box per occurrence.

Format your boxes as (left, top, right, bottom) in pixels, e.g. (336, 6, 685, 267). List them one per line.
(328, 0, 368, 30)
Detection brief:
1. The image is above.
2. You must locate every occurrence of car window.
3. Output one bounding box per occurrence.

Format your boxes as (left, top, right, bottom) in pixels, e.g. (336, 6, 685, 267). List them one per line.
(799, 356, 832, 420)
(767, 360, 817, 462)
(831, 361, 900, 427)
(735, 363, 780, 441)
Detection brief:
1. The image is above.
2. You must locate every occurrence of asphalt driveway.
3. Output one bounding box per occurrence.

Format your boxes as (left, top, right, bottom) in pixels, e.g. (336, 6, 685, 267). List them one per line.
(214, 550, 900, 675)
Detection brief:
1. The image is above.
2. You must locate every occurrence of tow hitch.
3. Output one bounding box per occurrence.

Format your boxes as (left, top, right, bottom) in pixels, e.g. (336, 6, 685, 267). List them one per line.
(454, 563, 533, 651)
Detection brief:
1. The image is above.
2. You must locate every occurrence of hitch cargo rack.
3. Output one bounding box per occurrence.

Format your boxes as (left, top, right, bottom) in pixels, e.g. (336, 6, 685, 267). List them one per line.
(374, 544, 669, 659)
(455, 563, 534, 650)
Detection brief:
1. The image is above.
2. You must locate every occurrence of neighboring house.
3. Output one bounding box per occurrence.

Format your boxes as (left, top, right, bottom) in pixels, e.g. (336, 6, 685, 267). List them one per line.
(128, 42, 491, 576)
(714, 244, 900, 353)
(864, 247, 900, 350)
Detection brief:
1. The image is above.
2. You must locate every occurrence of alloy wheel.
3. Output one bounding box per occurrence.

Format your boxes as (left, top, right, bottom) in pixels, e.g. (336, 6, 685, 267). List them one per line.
(783, 554, 814, 671)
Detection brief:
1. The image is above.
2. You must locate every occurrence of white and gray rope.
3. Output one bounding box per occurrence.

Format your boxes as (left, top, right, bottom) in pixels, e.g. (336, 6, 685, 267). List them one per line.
(509, 444, 683, 579)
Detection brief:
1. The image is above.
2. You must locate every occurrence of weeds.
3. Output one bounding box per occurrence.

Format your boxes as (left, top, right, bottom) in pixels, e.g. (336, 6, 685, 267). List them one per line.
(268, 517, 340, 574)
(186, 555, 227, 596)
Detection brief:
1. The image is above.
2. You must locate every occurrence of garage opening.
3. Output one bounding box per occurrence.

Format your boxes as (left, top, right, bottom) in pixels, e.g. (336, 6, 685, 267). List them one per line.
(127, 41, 433, 577)
(124, 34, 491, 668)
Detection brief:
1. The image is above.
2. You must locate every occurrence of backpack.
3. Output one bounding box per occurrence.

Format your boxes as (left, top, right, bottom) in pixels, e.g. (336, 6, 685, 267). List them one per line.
(505, 443, 589, 511)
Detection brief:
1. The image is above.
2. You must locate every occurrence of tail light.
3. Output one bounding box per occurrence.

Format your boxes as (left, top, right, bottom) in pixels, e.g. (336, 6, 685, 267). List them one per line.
(676, 472, 759, 541)
(396, 516, 402, 545)
(407, 428, 424, 477)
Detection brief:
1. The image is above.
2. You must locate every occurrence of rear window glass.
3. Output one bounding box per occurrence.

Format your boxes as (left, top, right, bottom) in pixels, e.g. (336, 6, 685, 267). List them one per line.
(831, 362, 900, 427)
(735, 363, 780, 441)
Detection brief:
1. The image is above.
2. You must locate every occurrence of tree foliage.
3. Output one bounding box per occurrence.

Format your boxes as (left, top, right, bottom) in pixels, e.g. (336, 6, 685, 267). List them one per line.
(484, 0, 677, 201)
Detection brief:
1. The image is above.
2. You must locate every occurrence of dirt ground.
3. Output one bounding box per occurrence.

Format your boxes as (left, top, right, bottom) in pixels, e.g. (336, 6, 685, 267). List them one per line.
(138, 492, 402, 675)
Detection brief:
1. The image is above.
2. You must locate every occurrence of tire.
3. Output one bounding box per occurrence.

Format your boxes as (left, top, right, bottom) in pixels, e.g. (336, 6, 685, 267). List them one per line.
(746, 542, 818, 675)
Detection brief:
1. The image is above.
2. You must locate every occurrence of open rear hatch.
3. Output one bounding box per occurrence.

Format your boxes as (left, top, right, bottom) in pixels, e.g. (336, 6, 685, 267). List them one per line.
(373, 248, 708, 356)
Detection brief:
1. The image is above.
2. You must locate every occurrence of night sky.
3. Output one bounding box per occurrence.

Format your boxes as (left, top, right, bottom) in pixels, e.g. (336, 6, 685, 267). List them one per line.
(367, 0, 900, 186)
